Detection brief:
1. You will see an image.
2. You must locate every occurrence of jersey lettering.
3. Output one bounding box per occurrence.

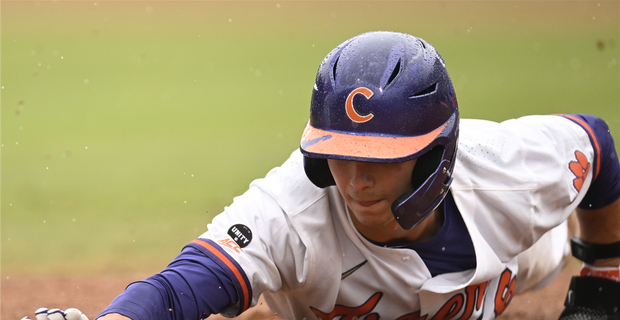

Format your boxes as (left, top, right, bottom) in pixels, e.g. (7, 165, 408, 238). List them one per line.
(494, 269, 516, 316)
(431, 294, 464, 320)
(458, 281, 489, 320)
(216, 238, 242, 254)
(569, 150, 590, 192)
(311, 292, 382, 320)
(396, 311, 427, 320)
(309, 281, 490, 320)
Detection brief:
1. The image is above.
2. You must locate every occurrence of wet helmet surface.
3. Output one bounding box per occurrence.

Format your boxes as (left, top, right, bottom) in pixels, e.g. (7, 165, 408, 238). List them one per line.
(300, 31, 459, 230)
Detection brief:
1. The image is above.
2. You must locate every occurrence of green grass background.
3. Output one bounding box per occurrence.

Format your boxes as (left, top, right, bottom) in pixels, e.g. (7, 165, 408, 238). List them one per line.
(2, 1, 618, 276)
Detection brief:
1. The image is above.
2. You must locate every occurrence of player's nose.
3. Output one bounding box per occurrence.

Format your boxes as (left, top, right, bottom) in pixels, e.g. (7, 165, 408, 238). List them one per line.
(349, 161, 376, 190)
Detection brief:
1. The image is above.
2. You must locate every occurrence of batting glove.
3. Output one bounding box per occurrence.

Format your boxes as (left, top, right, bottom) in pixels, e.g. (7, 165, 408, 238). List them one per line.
(558, 275, 620, 320)
(21, 307, 89, 320)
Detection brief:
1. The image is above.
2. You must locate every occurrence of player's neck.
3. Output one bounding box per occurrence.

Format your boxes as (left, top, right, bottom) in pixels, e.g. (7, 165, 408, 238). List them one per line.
(352, 206, 444, 244)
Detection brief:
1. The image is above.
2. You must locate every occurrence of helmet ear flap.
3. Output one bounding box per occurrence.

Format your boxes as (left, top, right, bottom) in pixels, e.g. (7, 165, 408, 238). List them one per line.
(303, 156, 336, 188)
(411, 145, 444, 190)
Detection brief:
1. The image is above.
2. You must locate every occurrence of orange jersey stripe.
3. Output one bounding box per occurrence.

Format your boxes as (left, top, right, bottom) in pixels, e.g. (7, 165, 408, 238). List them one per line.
(558, 114, 601, 180)
(191, 239, 250, 312)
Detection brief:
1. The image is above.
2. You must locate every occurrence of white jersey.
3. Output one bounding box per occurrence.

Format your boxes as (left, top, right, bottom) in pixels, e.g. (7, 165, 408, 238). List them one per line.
(200, 115, 594, 319)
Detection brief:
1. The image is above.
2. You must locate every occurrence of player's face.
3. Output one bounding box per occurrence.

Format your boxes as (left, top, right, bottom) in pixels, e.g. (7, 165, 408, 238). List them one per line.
(328, 158, 418, 241)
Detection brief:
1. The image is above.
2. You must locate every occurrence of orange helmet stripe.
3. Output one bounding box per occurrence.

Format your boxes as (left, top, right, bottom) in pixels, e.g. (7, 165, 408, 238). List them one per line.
(301, 120, 448, 160)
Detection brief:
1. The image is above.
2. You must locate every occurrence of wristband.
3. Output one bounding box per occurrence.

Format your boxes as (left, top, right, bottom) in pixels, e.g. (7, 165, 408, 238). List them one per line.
(571, 236, 620, 263)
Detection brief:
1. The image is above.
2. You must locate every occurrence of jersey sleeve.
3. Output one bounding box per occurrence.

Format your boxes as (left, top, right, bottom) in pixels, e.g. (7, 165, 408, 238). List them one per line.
(98, 150, 323, 320)
(95, 246, 240, 320)
(96, 184, 307, 320)
(555, 114, 620, 209)
(452, 115, 599, 262)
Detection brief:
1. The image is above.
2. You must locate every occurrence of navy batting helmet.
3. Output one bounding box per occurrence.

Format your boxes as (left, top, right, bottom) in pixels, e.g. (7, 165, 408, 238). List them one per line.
(300, 31, 459, 230)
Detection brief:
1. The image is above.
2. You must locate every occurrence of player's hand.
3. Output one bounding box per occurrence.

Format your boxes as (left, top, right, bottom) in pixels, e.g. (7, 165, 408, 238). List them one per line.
(21, 307, 89, 320)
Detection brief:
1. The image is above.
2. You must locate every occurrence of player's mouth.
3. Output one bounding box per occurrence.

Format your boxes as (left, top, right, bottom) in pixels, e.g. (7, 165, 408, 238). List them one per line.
(355, 199, 380, 207)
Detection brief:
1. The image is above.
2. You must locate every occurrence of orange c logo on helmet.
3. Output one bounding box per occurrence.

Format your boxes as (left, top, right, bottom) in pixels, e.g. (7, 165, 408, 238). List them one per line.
(346, 87, 374, 123)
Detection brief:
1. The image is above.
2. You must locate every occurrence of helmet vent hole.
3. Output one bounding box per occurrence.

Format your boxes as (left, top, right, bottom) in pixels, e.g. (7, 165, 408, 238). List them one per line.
(418, 39, 426, 49)
(332, 56, 340, 81)
(410, 82, 438, 98)
(386, 59, 401, 87)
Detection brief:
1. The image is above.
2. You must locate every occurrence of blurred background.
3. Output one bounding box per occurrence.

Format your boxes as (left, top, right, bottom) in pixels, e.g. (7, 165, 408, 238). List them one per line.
(2, 0, 618, 286)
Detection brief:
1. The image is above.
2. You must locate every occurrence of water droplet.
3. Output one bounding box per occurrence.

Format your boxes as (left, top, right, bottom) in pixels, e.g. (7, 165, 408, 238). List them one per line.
(43, 220, 46, 223)
(84, 79, 89, 84)
(61, 56, 64, 59)
(442, 247, 446, 251)
(228, 18, 232, 22)
(184, 201, 187, 204)
(276, 3, 280, 8)
(85, 146, 88, 149)
(72, 218, 76, 222)
(16, 142, 18, 145)
(46, 167, 49, 169)
(191, 174, 194, 177)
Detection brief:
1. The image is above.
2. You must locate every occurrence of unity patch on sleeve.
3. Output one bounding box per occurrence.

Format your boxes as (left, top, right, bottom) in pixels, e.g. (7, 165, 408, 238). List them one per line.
(227, 224, 253, 248)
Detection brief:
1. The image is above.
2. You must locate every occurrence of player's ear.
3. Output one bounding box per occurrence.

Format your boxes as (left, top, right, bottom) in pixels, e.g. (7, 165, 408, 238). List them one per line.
(303, 156, 336, 188)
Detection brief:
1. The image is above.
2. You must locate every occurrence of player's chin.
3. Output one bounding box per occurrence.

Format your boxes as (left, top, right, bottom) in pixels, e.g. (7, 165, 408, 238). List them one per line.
(349, 202, 393, 225)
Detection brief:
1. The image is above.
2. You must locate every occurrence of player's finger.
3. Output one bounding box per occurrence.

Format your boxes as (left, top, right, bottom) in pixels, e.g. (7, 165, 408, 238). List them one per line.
(46, 309, 65, 320)
(64, 308, 89, 320)
(35, 308, 49, 320)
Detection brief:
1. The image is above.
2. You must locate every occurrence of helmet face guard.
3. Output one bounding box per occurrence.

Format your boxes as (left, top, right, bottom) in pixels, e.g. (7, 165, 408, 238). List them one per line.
(300, 31, 459, 230)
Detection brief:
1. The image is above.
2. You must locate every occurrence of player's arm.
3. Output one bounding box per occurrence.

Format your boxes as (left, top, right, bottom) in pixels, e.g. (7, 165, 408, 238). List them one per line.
(556, 114, 620, 319)
(576, 197, 620, 268)
(97, 314, 130, 320)
(95, 243, 245, 320)
(561, 114, 620, 269)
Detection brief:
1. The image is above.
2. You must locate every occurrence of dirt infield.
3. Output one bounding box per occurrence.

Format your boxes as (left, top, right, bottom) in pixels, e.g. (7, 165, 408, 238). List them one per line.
(3, 261, 579, 320)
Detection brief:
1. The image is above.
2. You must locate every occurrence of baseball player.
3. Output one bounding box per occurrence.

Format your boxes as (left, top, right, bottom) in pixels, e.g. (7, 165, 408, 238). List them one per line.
(28, 31, 620, 320)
